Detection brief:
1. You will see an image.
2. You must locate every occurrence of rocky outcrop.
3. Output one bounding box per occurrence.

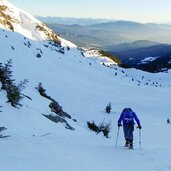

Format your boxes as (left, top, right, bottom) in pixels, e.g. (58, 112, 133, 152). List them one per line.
(36, 83, 74, 130)
(0, 5, 19, 31)
(36, 23, 61, 45)
(49, 101, 71, 119)
(43, 114, 74, 130)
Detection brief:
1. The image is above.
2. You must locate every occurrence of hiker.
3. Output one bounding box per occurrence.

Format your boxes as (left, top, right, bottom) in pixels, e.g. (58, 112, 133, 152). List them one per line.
(118, 108, 141, 149)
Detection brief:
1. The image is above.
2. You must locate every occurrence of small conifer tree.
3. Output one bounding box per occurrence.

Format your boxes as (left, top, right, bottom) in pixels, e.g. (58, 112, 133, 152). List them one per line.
(105, 102, 112, 114)
(0, 59, 13, 90)
(6, 79, 28, 107)
(0, 60, 28, 107)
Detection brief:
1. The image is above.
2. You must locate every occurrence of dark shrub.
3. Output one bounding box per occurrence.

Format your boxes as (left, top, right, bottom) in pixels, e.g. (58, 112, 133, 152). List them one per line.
(87, 121, 111, 138)
(105, 102, 112, 114)
(98, 122, 111, 138)
(167, 118, 170, 124)
(36, 82, 47, 96)
(87, 121, 99, 132)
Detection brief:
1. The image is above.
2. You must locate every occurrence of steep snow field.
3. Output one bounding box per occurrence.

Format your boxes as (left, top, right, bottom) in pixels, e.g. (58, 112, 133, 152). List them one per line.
(0, 1, 171, 171)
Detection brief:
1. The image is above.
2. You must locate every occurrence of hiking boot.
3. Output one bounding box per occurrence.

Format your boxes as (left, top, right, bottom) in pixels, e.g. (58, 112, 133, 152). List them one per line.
(128, 143, 133, 149)
(124, 141, 129, 147)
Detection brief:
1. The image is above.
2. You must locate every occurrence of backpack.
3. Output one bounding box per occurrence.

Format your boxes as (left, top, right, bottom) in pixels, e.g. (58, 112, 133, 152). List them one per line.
(122, 108, 134, 124)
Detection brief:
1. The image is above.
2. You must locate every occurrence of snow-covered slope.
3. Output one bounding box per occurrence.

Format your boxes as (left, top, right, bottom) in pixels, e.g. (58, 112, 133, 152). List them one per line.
(0, 0, 59, 42)
(83, 48, 118, 65)
(0, 1, 171, 171)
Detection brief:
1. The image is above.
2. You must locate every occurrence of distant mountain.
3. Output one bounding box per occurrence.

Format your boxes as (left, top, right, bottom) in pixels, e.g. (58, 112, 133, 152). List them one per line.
(87, 20, 145, 30)
(36, 16, 115, 26)
(44, 20, 171, 49)
(46, 23, 125, 48)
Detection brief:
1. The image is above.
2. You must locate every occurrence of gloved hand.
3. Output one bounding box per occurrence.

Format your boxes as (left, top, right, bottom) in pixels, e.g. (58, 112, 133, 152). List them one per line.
(137, 124, 142, 129)
(118, 123, 122, 127)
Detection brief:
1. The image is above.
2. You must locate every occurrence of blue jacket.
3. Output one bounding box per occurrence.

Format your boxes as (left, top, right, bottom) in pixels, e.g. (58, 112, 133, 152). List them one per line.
(118, 108, 140, 125)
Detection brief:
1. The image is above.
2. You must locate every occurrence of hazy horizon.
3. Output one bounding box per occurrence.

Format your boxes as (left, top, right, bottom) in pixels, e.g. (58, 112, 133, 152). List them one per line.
(9, 0, 171, 23)
(36, 16, 171, 25)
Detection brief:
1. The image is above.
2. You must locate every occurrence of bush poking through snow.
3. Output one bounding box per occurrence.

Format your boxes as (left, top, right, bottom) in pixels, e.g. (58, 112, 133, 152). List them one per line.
(87, 121, 99, 132)
(105, 102, 112, 114)
(36, 82, 47, 97)
(98, 121, 111, 138)
(87, 121, 111, 138)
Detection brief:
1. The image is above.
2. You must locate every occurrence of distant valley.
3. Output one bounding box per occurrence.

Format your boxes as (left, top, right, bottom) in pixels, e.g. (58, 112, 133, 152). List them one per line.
(111, 44, 171, 72)
(40, 18, 171, 49)
(39, 17, 171, 72)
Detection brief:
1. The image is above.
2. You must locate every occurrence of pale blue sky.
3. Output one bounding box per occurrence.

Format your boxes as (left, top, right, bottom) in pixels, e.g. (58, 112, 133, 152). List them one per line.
(9, 0, 171, 23)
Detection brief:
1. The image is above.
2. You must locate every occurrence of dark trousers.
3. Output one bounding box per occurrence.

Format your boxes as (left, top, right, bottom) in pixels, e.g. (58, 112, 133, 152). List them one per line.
(123, 122, 134, 143)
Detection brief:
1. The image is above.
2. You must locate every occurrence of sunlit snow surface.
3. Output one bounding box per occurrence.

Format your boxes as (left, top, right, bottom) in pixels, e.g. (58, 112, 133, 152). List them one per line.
(0, 1, 171, 171)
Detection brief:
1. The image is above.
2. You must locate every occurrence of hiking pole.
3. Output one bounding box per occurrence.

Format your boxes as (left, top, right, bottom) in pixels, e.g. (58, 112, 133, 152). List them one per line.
(115, 126, 120, 148)
(139, 129, 141, 149)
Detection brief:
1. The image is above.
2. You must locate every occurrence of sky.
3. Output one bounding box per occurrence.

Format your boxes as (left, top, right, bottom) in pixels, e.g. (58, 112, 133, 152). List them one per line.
(8, 0, 171, 23)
